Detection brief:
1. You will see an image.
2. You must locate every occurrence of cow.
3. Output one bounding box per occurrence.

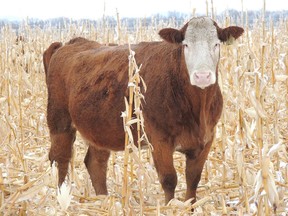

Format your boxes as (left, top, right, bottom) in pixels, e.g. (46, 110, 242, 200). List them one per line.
(43, 16, 244, 205)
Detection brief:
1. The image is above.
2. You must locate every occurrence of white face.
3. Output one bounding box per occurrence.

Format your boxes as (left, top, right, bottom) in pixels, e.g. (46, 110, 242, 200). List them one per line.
(182, 17, 221, 89)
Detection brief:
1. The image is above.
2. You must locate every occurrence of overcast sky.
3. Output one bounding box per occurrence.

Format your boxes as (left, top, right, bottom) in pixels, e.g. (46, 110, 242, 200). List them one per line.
(0, 0, 287, 20)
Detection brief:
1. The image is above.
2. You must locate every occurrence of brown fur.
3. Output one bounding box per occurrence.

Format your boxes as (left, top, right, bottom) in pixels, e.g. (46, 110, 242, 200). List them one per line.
(44, 18, 243, 205)
(43, 42, 62, 78)
(158, 23, 188, 44)
(213, 21, 244, 42)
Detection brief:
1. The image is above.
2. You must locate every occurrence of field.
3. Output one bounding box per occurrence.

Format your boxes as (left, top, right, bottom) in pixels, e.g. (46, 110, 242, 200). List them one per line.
(0, 13, 287, 216)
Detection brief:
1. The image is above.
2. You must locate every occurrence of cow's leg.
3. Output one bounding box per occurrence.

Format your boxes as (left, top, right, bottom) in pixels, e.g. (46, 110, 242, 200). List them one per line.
(185, 140, 213, 203)
(47, 106, 76, 187)
(84, 146, 110, 195)
(152, 143, 177, 204)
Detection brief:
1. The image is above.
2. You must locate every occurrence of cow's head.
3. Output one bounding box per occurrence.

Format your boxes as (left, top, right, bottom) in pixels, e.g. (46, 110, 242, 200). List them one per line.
(159, 17, 244, 89)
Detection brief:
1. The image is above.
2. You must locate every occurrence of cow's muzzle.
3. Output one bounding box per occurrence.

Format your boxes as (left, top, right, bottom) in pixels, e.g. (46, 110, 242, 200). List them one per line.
(191, 71, 215, 89)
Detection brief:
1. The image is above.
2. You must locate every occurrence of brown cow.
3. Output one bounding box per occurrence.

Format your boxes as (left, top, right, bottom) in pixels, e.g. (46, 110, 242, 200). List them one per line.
(44, 17, 244, 205)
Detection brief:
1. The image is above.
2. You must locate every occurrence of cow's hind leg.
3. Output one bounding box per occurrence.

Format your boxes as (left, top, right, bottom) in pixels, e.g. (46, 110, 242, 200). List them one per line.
(84, 146, 110, 195)
(47, 107, 76, 187)
(185, 140, 213, 203)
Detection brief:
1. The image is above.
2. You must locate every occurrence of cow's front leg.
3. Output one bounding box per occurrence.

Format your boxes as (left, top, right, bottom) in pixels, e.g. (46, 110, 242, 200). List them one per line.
(185, 140, 213, 203)
(152, 143, 177, 204)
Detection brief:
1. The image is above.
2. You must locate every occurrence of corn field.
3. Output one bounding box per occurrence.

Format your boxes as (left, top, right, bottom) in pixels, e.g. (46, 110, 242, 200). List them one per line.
(0, 11, 287, 216)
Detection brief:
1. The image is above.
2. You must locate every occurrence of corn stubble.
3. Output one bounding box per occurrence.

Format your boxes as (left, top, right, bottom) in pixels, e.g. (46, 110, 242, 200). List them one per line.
(0, 14, 287, 215)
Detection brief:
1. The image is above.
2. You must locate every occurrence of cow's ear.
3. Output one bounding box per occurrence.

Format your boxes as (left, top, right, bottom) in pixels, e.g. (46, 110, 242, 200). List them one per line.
(159, 23, 188, 44)
(159, 28, 184, 44)
(217, 26, 244, 44)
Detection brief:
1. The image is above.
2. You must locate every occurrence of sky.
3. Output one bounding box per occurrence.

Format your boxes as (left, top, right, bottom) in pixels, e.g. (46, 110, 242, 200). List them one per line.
(0, 0, 287, 20)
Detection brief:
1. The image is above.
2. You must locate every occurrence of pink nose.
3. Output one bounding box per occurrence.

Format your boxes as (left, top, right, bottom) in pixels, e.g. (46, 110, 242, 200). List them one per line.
(194, 72, 211, 85)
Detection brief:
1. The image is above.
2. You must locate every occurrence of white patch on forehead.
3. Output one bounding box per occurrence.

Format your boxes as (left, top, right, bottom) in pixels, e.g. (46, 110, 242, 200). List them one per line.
(184, 17, 218, 43)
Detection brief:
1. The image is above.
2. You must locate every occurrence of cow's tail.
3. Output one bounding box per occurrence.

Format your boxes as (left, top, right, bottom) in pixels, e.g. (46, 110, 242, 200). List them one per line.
(43, 42, 62, 77)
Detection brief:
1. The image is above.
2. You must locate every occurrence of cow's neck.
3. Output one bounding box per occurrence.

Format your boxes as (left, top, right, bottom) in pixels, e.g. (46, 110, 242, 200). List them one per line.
(190, 86, 212, 121)
(187, 84, 218, 144)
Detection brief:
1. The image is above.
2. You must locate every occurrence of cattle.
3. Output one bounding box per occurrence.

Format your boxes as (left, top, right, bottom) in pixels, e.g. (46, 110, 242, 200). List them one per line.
(43, 17, 244, 205)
